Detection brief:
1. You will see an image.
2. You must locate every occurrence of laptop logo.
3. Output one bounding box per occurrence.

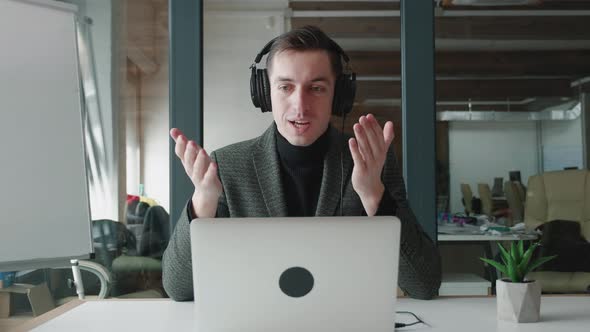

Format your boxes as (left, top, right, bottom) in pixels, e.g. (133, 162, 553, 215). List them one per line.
(279, 267, 314, 298)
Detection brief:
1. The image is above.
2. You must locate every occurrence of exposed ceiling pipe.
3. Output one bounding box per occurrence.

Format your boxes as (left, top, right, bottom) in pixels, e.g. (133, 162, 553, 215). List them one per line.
(437, 98, 537, 106)
(334, 38, 590, 51)
(356, 75, 573, 81)
(443, 0, 539, 6)
(357, 98, 540, 107)
(437, 101, 580, 121)
(571, 76, 590, 88)
(357, 99, 580, 121)
(289, 8, 590, 17)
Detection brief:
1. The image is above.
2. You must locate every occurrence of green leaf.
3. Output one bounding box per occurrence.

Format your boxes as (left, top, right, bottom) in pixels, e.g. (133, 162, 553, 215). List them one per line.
(517, 242, 539, 273)
(510, 242, 521, 263)
(497, 243, 512, 263)
(480, 257, 507, 276)
(499, 253, 508, 266)
(524, 242, 540, 257)
(515, 261, 524, 282)
(525, 255, 558, 276)
(506, 258, 519, 282)
(517, 241, 524, 261)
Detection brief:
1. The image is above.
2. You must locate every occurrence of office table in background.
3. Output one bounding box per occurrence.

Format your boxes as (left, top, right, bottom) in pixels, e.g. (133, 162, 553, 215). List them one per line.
(438, 223, 539, 290)
(14, 296, 590, 331)
(437, 224, 538, 242)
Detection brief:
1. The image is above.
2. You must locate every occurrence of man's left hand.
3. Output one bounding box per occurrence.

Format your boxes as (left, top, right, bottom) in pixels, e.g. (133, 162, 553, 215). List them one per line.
(349, 114, 394, 216)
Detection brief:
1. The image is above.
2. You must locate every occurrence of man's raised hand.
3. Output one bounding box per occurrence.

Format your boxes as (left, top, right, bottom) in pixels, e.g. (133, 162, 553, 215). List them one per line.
(170, 128, 222, 218)
(348, 114, 395, 216)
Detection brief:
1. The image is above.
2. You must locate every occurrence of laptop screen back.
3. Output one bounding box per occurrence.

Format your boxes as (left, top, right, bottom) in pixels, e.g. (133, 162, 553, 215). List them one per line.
(191, 216, 401, 332)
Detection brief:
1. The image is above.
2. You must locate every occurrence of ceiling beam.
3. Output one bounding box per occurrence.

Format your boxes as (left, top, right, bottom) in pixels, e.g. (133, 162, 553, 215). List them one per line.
(442, 2, 590, 10)
(436, 16, 590, 40)
(355, 78, 574, 101)
(291, 17, 399, 38)
(291, 16, 590, 40)
(348, 50, 590, 77)
(290, 1, 399, 11)
(127, 45, 159, 75)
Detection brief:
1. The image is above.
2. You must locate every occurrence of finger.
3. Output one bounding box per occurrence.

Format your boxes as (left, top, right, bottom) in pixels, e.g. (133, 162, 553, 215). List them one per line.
(203, 162, 220, 186)
(353, 122, 375, 162)
(348, 138, 366, 170)
(383, 121, 395, 149)
(366, 114, 385, 146)
(193, 148, 211, 182)
(170, 128, 184, 142)
(183, 140, 201, 173)
(361, 114, 385, 157)
(174, 134, 187, 160)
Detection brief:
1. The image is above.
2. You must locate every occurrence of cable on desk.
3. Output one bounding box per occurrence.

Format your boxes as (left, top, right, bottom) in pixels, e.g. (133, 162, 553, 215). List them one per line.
(395, 310, 427, 329)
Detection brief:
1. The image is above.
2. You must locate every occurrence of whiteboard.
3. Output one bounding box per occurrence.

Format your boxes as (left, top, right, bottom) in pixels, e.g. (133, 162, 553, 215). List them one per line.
(542, 145, 583, 172)
(0, 0, 92, 271)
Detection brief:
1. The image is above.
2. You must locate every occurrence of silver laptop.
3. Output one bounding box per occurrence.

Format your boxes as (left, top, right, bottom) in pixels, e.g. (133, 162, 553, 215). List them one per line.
(190, 216, 401, 332)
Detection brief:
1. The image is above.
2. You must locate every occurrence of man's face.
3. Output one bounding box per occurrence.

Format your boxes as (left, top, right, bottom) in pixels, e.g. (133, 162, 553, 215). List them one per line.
(268, 50, 335, 146)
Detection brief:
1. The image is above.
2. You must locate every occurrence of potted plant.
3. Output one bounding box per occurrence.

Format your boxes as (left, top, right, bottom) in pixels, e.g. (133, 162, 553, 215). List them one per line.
(480, 240, 557, 323)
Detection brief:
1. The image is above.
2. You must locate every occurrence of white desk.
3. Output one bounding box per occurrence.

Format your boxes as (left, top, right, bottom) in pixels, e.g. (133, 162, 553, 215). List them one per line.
(15, 296, 590, 332)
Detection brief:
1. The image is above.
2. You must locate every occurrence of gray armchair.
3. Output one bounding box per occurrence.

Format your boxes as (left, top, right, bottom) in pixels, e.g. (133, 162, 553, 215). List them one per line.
(524, 170, 590, 293)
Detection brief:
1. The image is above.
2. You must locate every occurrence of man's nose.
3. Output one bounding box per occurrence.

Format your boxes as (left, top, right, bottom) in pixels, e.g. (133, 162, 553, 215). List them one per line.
(292, 87, 309, 114)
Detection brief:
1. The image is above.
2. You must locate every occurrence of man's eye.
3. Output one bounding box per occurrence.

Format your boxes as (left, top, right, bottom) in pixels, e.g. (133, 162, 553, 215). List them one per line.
(278, 85, 290, 92)
(311, 86, 325, 92)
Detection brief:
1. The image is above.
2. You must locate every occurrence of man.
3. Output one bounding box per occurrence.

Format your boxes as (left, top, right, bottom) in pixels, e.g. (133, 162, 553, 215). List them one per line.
(163, 26, 441, 301)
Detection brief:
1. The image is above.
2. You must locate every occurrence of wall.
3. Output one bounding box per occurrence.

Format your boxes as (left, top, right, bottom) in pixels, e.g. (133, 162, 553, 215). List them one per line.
(203, 10, 286, 152)
(448, 121, 540, 213)
(141, 9, 170, 212)
(119, 0, 171, 212)
(541, 116, 583, 171)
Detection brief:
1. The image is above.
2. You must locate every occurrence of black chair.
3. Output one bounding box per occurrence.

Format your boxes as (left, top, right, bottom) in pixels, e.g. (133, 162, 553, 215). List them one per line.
(138, 205, 170, 258)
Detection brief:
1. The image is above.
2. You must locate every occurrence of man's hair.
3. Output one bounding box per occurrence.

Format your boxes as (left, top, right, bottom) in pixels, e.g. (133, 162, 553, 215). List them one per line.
(266, 25, 344, 77)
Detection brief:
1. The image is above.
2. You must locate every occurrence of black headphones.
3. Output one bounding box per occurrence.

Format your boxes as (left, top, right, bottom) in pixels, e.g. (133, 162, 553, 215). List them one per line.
(249, 37, 356, 116)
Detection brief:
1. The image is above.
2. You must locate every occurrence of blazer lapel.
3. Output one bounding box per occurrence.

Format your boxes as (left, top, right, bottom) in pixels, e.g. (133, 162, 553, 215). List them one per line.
(315, 127, 353, 216)
(252, 124, 289, 217)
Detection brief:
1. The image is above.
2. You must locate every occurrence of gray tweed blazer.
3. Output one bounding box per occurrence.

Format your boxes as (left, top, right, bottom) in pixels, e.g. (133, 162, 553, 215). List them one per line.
(163, 124, 441, 301)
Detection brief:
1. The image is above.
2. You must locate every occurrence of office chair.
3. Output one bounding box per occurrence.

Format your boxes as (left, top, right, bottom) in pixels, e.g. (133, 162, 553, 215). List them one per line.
(460, 183, 474, 215)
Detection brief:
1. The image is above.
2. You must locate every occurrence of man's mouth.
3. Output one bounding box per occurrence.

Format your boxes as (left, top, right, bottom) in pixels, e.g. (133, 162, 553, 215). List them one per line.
(289, 120, 310, 127)
(288, 120, 311, 133)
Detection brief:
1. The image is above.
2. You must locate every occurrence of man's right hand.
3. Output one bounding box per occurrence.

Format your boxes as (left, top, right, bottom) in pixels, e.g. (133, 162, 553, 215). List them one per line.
(170, 128, 222, 218)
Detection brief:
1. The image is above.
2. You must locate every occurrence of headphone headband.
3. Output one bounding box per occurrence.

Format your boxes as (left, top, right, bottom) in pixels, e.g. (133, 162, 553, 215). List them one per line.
(254, 38, 277, 64)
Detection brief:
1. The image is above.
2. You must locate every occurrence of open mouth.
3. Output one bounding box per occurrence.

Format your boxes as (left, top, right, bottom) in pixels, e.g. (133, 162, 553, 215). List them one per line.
(288, 120, 311, 134)
(289, 120, 310, 128)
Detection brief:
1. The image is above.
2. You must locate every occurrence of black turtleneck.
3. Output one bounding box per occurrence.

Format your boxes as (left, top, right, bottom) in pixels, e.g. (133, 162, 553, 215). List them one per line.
(276, 128, 330, 216)
(276, 127, 396, 217)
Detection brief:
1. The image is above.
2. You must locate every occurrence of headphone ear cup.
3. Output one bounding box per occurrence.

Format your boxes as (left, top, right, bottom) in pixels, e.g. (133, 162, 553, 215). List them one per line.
(332, 75, 344, 116)
(339, 73, 356, 116)
(261, 69, 272, 113)
(250, 67, 260, 108)
(256, 69, 268, 112)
